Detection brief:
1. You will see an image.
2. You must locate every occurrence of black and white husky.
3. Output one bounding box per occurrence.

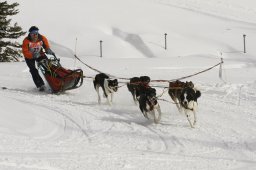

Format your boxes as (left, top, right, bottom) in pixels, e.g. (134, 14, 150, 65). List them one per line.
(168, 80, 201, 128)
(138, 87, 161, 124)
(180, 87, 201, 128)
(93, 73, 118, 105)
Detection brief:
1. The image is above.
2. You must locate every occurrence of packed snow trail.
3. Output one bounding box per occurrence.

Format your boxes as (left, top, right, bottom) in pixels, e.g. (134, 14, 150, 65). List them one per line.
(1, 68, 256, 169)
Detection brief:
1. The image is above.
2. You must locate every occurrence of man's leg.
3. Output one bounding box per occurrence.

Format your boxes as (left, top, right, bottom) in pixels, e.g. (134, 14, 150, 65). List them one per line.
(25, 58, 44, 88)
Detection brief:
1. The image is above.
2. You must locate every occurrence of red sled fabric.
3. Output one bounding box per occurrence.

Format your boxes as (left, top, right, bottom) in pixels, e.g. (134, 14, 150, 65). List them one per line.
(38, 59, 83, 93)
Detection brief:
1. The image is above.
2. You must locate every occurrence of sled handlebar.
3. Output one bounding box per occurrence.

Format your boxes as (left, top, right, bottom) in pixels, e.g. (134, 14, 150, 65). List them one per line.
(41, 52, 62, 67)
(42, 51, 57, 59)
(51, 53, 62, 67)
(52, 53, 59, 60)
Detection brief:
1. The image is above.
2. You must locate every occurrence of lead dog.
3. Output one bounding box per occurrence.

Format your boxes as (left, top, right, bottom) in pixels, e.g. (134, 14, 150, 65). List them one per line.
(127, 76, 150, 104)
(168, 80, 201, 128)
(139, 87, 161, 124)
(93, 73, 118, 105)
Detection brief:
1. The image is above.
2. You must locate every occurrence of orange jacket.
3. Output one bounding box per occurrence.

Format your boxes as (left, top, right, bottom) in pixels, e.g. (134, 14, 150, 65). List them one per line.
(22, 34, 50, 59)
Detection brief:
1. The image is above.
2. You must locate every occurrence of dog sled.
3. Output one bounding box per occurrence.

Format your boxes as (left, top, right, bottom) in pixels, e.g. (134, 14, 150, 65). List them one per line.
(37, 55, 83, 93)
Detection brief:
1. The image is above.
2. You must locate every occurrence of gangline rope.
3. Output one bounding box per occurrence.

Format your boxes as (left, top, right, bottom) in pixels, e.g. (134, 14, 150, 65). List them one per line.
(74, 54, 224, 84)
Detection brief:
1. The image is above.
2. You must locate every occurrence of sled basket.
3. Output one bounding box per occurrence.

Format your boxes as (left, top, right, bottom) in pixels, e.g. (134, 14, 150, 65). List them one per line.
(38, 57, 83, 93)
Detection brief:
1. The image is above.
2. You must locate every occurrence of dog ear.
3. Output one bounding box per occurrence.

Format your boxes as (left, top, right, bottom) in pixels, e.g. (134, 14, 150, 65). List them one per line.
(146, 76, 151, 82)
(152, 88, 156, 93)
(195, 90, 201, 98)
(150, 88, 156, 96)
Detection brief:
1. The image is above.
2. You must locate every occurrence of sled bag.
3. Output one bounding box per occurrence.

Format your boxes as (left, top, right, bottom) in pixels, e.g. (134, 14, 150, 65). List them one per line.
(39, 59, 83, 93)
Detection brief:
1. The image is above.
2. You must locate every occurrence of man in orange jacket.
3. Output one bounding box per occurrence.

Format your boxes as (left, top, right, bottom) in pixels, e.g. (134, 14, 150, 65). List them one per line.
(22, 26, 55, 91)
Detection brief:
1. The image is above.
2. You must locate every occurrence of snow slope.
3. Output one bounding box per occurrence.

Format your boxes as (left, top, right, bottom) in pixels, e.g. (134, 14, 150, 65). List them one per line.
(1, 0, 256, 169)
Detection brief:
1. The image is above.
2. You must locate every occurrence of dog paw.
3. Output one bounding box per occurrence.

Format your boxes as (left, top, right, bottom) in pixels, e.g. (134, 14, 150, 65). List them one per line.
(143, 112, 149, 119)
(190, 123, 196, 128)
(154, 119, 160, 124)
(193, 121, 197, 126)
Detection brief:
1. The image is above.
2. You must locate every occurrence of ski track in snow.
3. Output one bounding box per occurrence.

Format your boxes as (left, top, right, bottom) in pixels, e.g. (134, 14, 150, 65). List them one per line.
(1, 80, 256, 169)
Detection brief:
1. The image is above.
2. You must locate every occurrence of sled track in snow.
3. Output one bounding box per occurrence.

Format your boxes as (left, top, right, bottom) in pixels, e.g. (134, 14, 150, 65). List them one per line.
(2, 83, 256, 164)
(1, 89, 91, 142)
(100, 105, 171, 153)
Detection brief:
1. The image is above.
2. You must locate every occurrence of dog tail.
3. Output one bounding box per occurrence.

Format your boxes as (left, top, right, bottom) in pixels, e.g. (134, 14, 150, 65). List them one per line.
(93, 78, 96, 89)
(127, 82, 131, 91)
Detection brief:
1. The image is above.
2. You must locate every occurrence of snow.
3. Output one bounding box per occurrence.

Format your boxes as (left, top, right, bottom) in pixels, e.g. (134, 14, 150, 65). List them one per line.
(1, 0, 256, 169)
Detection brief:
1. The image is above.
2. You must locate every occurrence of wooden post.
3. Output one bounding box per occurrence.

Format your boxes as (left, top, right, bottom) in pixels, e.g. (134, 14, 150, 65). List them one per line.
(164, 33, 167, 50)
(100, 40, 103, 57)
(243, 34, 246, 53)
(74, 38, 78, 55)
(238, 85, 243, 106)
(219, 57, 223, 79)
(74, 38, 78, 66)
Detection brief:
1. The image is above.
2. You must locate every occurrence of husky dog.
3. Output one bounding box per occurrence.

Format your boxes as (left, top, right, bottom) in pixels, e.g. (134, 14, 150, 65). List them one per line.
(138, 87, 161, 124)
(168, 80, 194, 112)
(168, 80, 201, 128)
(127, 76, 151, 104)
(93, 73, 118, 105)
(180, 87, 201, 128)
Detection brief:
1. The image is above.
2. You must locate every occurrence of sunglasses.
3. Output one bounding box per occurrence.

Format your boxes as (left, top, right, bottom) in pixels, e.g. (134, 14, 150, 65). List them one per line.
(30, 30, 38, 36)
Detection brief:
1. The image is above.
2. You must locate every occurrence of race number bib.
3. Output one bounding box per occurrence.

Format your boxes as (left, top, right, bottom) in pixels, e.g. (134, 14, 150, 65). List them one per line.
(29, 41, 43, 54)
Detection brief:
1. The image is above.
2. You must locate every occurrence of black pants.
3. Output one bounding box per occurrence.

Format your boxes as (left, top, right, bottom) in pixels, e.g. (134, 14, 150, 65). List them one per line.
(25, 56, 46, 88)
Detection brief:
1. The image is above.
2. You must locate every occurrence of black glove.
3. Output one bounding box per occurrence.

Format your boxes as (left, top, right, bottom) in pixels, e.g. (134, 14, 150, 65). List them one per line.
(46, 48, 55, 55)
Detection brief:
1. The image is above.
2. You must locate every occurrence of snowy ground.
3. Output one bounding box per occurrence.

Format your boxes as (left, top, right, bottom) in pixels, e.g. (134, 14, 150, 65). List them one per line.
(1, 0, 256, 169)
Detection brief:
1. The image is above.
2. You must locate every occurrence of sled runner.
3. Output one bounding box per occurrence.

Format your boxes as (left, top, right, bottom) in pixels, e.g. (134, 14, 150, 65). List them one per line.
(37, 55, 83, 93)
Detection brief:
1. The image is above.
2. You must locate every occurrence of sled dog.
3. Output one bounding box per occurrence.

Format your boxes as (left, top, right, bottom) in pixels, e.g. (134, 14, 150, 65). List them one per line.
(139, 87, 161, 124)
(93, 73, 118, 105)
(168, 80, 201, 128)
(127, 76, 151, 104)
